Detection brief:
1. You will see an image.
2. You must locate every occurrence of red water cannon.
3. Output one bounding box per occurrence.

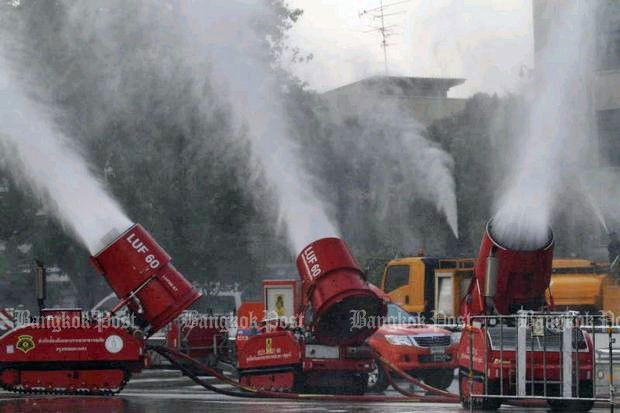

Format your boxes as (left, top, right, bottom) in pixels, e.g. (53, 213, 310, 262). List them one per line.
(89, 224, 202, 335)
(460, 219, 554, 317)
(296, 237, 387, 346)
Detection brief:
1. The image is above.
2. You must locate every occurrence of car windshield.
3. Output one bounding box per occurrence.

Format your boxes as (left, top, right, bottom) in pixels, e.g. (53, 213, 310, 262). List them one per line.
(386, 303, 419, 324)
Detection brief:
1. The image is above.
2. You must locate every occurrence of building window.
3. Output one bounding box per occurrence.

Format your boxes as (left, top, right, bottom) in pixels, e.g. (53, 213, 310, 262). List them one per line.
(599, 29, 620, 71)
(597, 109, 620, 166)
(598, 1, 620, 71)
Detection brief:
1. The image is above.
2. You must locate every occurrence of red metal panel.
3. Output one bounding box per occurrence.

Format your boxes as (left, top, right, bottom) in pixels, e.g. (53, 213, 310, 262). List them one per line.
(239, 370, 295, 392)
(89, 224, 201, 334)
(237, 331, 301, 370)
(90, 224, 170, 298)
(135, 265, 201, 332)
(296, 238, 360, 289)
(296, 238, 387, 346)
(461, 219, 554, 316)
(237, 301, 264, 329)
(0, 324, 144, 365)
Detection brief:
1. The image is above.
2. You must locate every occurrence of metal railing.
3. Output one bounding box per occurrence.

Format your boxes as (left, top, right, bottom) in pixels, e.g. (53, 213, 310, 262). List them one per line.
(463, 311, 617, 411)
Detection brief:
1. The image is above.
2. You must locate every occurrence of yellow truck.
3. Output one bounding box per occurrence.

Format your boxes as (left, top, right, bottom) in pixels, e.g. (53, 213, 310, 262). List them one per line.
(548, 258, 620, 315)
(379, 256, 474, 322)
(380, 255, 620, 319)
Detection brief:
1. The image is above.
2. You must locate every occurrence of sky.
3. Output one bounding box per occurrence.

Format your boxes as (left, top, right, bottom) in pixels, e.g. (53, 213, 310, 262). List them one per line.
(285, 0, 533, 98)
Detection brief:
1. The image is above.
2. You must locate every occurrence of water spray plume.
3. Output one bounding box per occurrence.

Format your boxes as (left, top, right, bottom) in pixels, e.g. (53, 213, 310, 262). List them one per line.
(0, 53, 132, 254)
(492, 1, 594, 250)
(585, 191, 609, 234)
(326, 98, 459, 240)
(406, 129, 458, 239)
(12, 0, 338, 256)
(174, 1, 339, 253)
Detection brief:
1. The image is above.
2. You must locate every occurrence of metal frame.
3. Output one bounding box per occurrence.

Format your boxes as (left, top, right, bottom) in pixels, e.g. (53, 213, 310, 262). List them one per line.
(464, 312, 615, 409)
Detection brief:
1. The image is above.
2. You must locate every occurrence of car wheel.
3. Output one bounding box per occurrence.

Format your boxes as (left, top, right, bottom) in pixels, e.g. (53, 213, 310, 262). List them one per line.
(547, 381, 594, 412)
(424, 368, 454, 390)
(367, 363, 390, 393)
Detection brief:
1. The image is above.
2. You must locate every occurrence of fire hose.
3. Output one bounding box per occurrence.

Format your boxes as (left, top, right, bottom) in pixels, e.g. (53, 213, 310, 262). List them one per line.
(148, 345, 460, 403)
(374, 353, 458, 399)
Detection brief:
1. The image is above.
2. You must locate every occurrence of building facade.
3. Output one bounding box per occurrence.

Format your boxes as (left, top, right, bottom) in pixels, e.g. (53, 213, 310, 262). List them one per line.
(321, 75, 466, 127)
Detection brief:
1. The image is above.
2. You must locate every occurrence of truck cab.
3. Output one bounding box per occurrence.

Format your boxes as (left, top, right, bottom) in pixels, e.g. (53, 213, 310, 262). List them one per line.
(380, 257, 474, 322)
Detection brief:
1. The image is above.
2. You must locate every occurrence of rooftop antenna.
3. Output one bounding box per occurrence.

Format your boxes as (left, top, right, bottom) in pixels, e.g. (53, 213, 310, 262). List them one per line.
(359, 0, 409, 74)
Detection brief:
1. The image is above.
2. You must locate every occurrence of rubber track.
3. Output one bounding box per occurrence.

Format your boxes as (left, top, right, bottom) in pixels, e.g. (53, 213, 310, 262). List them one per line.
(0, 369, 131, 396)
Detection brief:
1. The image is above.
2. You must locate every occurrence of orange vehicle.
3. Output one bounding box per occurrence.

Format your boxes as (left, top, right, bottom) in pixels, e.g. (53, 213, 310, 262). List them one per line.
(366, 301, 458, 392)
(548, 258, 620, 315)
(380, 255, 620, 321)
(379, 256, 475, 322)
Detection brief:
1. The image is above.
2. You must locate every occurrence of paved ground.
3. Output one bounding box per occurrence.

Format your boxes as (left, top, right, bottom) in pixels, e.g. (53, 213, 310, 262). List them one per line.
(0, 391, 616, 413)
(0, 370, 616, 413)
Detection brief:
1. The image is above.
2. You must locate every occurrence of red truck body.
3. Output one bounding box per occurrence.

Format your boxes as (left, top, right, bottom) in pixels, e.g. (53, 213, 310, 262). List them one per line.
(457, 219, 594, 411)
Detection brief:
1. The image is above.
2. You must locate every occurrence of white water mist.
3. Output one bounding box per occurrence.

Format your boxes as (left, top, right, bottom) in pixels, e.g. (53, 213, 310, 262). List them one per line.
(376, 117, 458, 239)
(0, 53, 131, 254)
(492, 1, 595, 250)
(40, 0, 338, 255)
(323, 93, 458, 240)
(402, 122, 459, 239)
(585, 190, 608, 234)
(173, 2, 339, 253)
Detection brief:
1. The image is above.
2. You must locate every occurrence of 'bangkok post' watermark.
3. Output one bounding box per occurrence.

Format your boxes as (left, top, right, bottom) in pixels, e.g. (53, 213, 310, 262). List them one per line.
(12, 309, 138, 333)
(349, 308, 620, 331)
